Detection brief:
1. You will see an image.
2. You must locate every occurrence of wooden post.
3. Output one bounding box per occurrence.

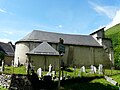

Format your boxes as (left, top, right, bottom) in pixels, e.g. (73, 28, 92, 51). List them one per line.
(58, 54, 61, 90)
(27, 56, 31, 75)
(58, 38, 65, 90)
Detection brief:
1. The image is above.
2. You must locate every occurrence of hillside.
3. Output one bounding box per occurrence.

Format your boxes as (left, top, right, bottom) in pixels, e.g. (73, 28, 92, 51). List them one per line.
(105, 23, 120, 68)
(105, 23, 120, 36)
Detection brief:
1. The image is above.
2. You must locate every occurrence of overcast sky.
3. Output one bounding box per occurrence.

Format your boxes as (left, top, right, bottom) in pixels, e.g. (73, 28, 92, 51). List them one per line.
(0, 0, 120, 44)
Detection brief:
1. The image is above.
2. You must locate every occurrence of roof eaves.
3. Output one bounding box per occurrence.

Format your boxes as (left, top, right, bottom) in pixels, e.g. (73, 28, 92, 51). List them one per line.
(26, 52, 59, 56)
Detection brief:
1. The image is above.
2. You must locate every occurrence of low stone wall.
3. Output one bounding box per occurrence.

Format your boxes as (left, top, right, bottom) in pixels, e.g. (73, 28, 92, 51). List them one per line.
(0, 74, 12, 89)
(9, 74, 32, 90)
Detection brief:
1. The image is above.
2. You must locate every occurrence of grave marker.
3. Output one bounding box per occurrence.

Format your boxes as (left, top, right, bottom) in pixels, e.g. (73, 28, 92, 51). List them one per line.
(37, 68, 42, 78)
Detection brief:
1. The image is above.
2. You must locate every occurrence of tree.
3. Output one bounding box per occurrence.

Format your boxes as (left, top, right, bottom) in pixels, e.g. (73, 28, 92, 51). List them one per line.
(0, 51, 5, 66)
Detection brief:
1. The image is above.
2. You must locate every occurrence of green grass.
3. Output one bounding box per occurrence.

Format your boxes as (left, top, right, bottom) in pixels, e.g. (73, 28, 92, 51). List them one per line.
(59, 68, 120, 90)
(60, 76, 118, 90)
(0, 86, 7, 90)
(111, 74, 120, 84)
(104, 69, 120, 76)
(1, 67, 120, 90)
(3, 66, 27, 74)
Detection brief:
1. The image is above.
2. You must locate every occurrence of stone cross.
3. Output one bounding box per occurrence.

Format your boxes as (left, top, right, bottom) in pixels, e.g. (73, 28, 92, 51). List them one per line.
(48, 64, 52, 73)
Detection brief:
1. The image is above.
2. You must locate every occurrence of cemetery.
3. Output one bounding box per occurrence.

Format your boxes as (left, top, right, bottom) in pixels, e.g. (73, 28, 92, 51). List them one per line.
(0, 64, 119, 90)
(0, 29, 118, 90)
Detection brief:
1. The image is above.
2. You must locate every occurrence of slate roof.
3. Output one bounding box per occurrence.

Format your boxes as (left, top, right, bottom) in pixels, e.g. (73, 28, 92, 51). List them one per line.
(0, 42, 15, 56)
(17, 30, 101, 47)
(90, 27, 105, 35)
(27, 41, 59, 55)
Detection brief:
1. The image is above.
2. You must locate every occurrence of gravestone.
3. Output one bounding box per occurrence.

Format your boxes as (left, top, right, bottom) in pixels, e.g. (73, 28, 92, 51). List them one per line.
(81, 66, 85, 73)
(48, 64, 52, 73)
(52, 71, 55, 78)
(73, 66, 76, 75)
(90, 65, 97, 73)
(98, 64, 103, 74)
(90, 65, 94, 73)
(1, 60, 4, 72)
(104, 76, 118, 86)
(93, 66, 97, 73)
(37, 68, 42, 78)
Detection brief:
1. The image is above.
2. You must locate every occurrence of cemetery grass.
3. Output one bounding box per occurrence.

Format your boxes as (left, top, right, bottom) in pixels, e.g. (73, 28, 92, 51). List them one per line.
(60, 77, 118, 90)
(59, 68, 120, 90)
(0, 86, 7, 90)
(3, 66, 26, 74)
(1, 67, 120, 90)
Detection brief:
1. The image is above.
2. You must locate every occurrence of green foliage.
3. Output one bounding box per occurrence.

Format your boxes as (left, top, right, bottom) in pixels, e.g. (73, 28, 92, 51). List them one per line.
(105, 23, 120, 68)
(0, 51, 5, 60)
(0, 51, 5, 66)
(105, 23, 120, 36)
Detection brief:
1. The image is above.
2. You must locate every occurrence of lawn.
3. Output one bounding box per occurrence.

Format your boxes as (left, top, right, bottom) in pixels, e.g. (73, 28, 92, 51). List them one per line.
(58, 68, 120, 90)
(0, 86, 7, 90)
(3, 66, 27, 74)
(0, 66, 120, 90)
(111, 74, 120, 84)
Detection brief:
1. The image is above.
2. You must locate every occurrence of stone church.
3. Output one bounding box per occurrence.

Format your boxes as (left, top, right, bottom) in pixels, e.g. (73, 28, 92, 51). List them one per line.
(14, 28, 114, 70)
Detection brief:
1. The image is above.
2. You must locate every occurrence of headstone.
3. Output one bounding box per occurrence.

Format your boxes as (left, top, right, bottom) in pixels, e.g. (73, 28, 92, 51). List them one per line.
(93, 66, 97, 73)
(73, 66, 76, 75)
(98, 64, 103, 74)
(37, 68, 42, 78)
(104, 76, 118, 86)
(52, 71, 55, 77)
(90, 65, 94, 73)
(48, 64, 52, 73)
(81, 66, 85, 73)
(90, 65, 97, 73)
(60, 77, 63, 80)
(1, 60, 4, 72)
